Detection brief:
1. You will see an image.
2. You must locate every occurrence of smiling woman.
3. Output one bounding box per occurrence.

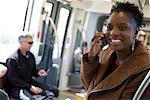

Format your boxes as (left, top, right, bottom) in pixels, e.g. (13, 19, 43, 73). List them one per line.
(81, 2, 150, 100)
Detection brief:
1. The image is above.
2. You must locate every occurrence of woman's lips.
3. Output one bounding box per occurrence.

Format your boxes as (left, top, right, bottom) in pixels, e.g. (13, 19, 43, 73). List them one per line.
(111, 39, 122, 45)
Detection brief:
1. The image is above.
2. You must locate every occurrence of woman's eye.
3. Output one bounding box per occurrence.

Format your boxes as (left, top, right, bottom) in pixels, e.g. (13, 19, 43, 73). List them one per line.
(118, 25, 128, 31)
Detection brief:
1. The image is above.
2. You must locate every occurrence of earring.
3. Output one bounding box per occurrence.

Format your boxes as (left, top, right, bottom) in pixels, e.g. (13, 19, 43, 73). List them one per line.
(132, 38, 135, 52)
(99, 50, 103, 63)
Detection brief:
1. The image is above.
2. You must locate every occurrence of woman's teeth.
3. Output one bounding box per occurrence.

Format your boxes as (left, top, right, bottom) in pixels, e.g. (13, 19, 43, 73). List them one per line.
(111, 39, 121, 43)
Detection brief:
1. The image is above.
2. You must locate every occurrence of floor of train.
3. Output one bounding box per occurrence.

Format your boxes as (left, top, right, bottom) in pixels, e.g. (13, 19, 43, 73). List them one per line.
(57, 89, 87, 100)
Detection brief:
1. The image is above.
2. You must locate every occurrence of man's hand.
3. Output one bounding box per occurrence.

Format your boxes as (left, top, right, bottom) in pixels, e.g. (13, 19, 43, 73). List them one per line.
(38, 69, 47, 77)
(30, 85, 43, 94)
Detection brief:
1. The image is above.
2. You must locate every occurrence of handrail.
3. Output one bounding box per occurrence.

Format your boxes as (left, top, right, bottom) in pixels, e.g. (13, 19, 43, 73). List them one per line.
(47, 16, 59, 59)
(132, 69, 150, 100)
(0, 89, 9, 100)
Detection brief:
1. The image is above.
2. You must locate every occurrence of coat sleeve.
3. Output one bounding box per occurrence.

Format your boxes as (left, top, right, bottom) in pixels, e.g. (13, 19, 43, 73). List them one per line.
(80, 53, 100, 89)
(6, 59, 31, 90)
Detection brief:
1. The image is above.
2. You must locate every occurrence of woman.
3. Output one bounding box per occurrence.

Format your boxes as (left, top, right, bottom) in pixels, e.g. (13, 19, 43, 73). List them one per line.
(81, 2, 150, 100)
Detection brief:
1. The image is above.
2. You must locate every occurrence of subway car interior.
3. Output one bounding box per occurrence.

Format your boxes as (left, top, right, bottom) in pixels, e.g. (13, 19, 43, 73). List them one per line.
(0, 0, 150, 99)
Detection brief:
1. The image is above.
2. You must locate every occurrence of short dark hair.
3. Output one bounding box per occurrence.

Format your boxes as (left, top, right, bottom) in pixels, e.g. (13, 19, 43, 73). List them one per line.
(110, 2, 143, 29)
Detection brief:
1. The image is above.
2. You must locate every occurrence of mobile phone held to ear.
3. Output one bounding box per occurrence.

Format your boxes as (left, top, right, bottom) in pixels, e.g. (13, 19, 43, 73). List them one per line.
(99, 34, 108, 63)
(101, 34, 108, 48)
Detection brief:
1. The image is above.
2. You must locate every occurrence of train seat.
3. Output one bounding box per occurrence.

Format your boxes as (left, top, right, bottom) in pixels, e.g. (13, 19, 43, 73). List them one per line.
(67, 72, 83, 89)
(0, 63, 16, 100)
(0, 77, 17, 100)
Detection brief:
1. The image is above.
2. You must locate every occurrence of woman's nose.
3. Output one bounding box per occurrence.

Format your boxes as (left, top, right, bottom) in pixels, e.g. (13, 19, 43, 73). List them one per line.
(109, 28, 119, 36)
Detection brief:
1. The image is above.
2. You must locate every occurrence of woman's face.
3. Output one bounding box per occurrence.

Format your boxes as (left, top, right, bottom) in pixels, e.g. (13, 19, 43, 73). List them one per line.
(106, 12, 137, 51)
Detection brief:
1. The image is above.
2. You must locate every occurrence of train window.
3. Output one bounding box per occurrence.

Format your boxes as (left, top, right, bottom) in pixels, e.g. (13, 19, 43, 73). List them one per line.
(0, 0, 29, 62)
(0, 33, 19, 62)
(140, 19, 150, 47)
(96, 15, 109, 32)
(139, 0, 147, 9)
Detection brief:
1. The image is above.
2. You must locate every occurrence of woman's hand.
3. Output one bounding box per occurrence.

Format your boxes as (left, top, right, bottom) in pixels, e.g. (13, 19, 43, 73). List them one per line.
(88, 32, 106, 58)
(38, 69, 47, 77)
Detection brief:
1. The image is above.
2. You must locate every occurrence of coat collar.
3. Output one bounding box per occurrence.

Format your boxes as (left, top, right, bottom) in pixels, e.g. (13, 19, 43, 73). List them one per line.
(94, 42, 150, 91)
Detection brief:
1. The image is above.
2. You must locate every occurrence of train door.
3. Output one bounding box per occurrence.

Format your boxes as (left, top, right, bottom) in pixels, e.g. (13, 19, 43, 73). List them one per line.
(37, 0, 72, 87)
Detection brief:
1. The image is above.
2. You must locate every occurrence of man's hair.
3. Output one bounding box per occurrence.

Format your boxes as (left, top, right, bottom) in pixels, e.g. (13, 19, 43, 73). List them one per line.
(110, 2, 143, 29)
(18, 34, 32, 42)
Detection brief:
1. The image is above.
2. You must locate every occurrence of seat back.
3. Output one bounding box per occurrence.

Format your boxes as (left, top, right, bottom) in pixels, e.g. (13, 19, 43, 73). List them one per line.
(0, 63, 8, 100)
(68, 72, 83, 89)
(0, 76, 6, 89)
(0, 63, 17, 100)
(132, 69, 150, 100)
(0, 89, 9, 100)
(0, 63, 7, 89)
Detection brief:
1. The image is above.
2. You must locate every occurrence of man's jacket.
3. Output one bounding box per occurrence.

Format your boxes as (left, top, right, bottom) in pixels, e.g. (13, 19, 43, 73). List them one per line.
(5, 49, 39, 98)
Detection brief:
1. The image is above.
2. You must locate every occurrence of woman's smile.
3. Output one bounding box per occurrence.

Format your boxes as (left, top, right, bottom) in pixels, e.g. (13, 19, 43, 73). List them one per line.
(111, 39, 122, 46)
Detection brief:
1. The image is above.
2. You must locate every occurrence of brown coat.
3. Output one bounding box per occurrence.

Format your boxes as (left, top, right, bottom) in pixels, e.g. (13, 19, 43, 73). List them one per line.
(81, 42, 150, 100)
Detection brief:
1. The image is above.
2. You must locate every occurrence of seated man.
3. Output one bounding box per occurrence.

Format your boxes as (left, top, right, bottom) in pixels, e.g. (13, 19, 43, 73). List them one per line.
(5, 34, 58, 99)
(73, 41, 88, 72)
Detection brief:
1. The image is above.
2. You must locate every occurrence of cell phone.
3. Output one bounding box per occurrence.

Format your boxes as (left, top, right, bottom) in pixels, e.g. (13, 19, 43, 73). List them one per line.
(101, 34, 108, 48)
(99, 34, 108, 63)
